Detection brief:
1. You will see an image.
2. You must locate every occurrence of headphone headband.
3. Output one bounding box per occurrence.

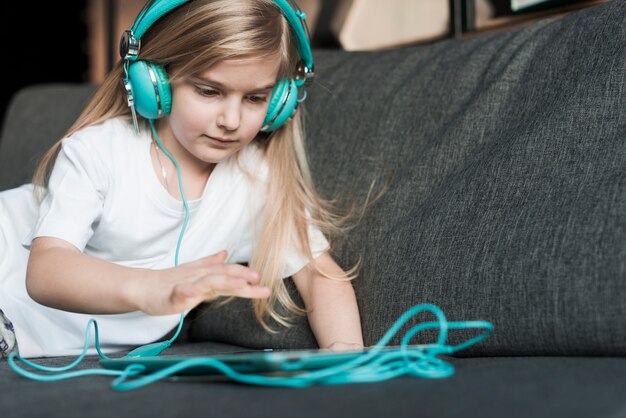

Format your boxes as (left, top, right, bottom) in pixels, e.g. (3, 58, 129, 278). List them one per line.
(273, 0, 313, 71)
(121, 0, 314, 74)
(131, 0, 188, 40)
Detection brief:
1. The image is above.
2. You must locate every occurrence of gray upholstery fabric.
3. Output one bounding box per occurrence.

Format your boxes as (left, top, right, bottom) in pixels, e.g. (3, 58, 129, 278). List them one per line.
(189, 278, 319, 348)
(2, 342, 626, 418)
(0, 84, 97, 190)
(191, 1, 626, 355)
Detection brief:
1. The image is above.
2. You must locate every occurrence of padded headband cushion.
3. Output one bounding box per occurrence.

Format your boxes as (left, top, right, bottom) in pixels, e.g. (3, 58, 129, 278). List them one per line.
(131, 0, 189, 40)
(263, 79, 291, 130)
(152, 63, 172, 115)
(128, 61, 172, 119)
(271, 0, 313, 69)
(263, 79, 298, 132)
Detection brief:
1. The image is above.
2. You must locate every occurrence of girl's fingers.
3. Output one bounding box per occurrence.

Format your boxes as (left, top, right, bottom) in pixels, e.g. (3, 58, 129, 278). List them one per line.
(185, 252, 260, 284)
(180, 275, 270, 301)
(202, 264, 260, 285)
(168, 281, 271, 316)
(166, 261, 267, 313)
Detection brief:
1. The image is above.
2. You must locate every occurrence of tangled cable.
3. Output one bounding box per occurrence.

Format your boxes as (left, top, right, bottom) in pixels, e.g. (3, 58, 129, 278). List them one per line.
(8, 303, 492, 390)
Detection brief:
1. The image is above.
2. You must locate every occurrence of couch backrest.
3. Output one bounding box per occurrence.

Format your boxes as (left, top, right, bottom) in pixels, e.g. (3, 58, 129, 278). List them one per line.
(0, 84, 97, 190)
(192, 1, 626, 356)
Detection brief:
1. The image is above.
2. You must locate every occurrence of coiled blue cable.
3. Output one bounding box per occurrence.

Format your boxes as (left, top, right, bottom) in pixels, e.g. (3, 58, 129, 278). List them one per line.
(8, 303, 493, 389)
(7, 120, 494, 389)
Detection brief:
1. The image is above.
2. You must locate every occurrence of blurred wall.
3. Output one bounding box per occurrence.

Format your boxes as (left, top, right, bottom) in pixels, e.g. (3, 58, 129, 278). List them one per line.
(0, 2, 88, 135)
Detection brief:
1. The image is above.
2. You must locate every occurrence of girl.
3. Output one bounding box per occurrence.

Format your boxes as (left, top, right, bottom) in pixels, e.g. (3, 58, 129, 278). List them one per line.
(0, 0, 364, 360)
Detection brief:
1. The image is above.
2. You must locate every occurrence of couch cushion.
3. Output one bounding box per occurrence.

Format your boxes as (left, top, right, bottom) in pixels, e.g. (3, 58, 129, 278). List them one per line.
(190, 1, 626, 355)
(2, 349, 626, 418)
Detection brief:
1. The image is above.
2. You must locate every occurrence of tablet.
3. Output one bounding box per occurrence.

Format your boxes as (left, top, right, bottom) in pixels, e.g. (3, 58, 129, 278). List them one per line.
(99, 345, 431, 377)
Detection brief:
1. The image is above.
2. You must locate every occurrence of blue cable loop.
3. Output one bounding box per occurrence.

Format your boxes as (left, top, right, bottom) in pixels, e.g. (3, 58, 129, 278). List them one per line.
(7, 120, 494, 389)
(9, 303, 493, 390)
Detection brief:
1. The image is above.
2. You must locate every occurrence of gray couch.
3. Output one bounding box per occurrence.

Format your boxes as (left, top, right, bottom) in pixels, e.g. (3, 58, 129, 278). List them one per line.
(1, 1, 624, 417)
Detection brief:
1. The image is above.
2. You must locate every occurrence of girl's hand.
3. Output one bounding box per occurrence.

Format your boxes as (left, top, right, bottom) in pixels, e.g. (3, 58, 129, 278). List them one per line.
(133, 250, 270, 316)
(322, 341, 365, 352)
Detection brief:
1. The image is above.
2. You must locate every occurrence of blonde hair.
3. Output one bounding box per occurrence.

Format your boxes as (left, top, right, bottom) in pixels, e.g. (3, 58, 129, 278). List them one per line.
(32, 0, 383, 333)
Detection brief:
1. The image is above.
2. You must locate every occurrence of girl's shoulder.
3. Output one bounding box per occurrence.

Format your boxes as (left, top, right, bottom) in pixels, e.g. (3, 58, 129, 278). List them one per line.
(62, 116, 147, 154)
(65, 116, 139, 142)
(58, 116, 148, 176)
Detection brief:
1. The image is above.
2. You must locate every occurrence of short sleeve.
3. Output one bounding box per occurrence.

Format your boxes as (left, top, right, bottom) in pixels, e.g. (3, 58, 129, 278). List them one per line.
(227, 146, 330, 278)
(23, 135, 109, 251)
(282, 218, 331, 278)
(229, 219, 329, 279)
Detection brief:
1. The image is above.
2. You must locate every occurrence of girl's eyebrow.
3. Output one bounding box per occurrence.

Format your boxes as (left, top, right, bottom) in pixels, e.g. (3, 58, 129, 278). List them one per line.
(190, 76, 275, 92)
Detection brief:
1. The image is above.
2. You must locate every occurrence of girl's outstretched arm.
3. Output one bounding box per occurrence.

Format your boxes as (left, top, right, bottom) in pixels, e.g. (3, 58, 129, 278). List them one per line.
(293, 252, 364, 351)
(26, 237, 270, 316)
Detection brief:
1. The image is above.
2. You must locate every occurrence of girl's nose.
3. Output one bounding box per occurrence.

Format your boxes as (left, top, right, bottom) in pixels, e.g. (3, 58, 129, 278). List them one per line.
(216, 99, 241, 131)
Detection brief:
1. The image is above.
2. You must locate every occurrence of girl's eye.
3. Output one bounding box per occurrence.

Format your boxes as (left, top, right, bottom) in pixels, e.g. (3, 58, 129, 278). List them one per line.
(194, 85, 266, 104)
(195, 86, 218, 97)
(248, 96, 267, 104)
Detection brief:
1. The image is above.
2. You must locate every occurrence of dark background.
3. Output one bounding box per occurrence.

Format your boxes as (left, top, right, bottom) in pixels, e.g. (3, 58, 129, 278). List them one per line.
(0, 1, 341, 135)
(0, 0, 585, 135)
(1, 3, 89, 135)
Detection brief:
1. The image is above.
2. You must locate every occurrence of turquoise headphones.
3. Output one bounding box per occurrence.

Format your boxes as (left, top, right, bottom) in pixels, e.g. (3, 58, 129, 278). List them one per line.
(119, 0, 315, 133)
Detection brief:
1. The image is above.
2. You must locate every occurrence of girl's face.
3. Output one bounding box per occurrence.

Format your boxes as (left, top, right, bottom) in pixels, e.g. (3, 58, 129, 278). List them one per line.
(157, 55, 281, 170)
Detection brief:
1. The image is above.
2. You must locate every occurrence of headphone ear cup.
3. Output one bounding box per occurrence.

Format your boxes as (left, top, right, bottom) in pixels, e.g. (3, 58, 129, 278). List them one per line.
(262, 78, 299, 132)
(127, 60, 172, 120)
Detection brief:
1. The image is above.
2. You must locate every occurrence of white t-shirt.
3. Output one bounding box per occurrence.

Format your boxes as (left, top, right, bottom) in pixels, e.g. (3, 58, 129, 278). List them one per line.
(0, 117, 329, 358)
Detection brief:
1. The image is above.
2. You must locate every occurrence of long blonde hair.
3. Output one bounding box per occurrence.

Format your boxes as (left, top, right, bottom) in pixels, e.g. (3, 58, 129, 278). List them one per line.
(32, 0, 379, 332)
